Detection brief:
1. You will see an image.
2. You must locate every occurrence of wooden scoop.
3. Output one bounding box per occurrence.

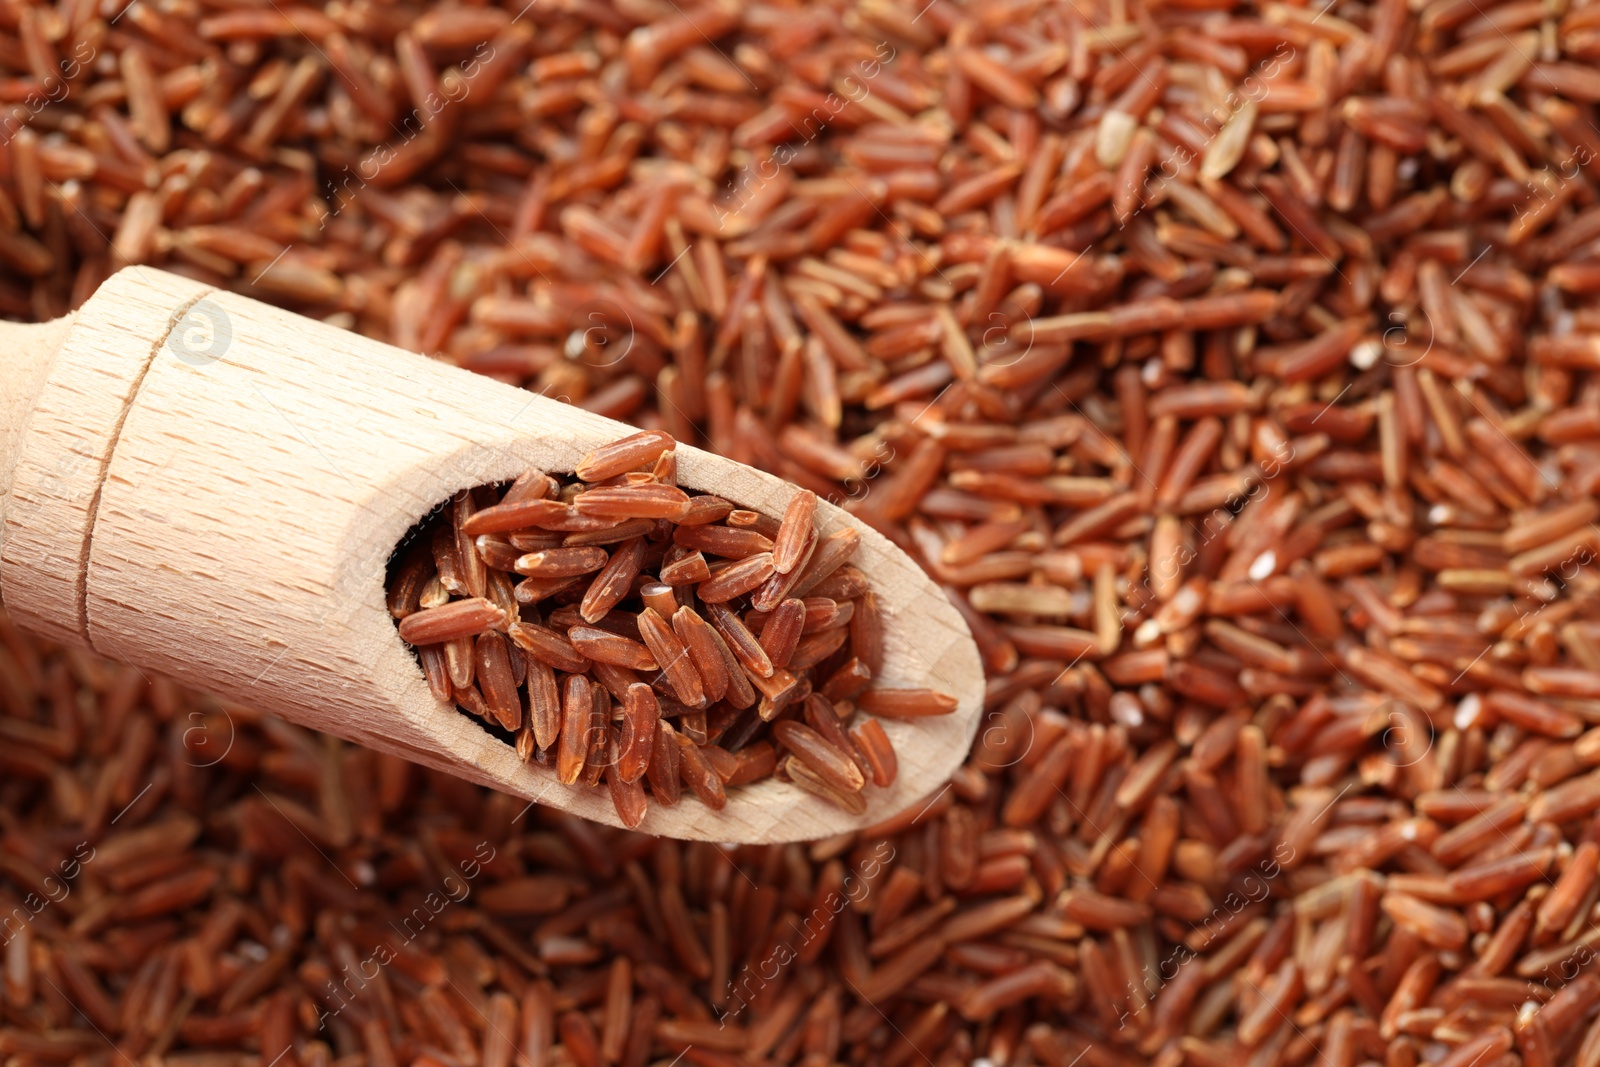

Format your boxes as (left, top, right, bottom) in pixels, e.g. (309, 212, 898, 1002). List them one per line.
(0, 267, 984, 843)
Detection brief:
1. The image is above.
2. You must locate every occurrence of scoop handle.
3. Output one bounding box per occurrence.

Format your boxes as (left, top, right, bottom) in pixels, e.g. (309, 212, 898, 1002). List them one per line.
(0, 315, 73, 558)
(1, 269, 220, 646)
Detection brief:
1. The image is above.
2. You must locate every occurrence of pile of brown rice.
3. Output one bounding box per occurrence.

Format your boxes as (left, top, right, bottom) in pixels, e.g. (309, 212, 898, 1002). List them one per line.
(387, 430, 953, 825)
(7, 0, 1600, 1063)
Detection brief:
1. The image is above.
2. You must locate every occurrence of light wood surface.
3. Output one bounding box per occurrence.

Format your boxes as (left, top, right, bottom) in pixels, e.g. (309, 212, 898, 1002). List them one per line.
(0, 267, 985, 843)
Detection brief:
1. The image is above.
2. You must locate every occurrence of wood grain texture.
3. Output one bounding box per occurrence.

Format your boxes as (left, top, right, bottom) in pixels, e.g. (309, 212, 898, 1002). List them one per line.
(5, 267, 984, 843)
